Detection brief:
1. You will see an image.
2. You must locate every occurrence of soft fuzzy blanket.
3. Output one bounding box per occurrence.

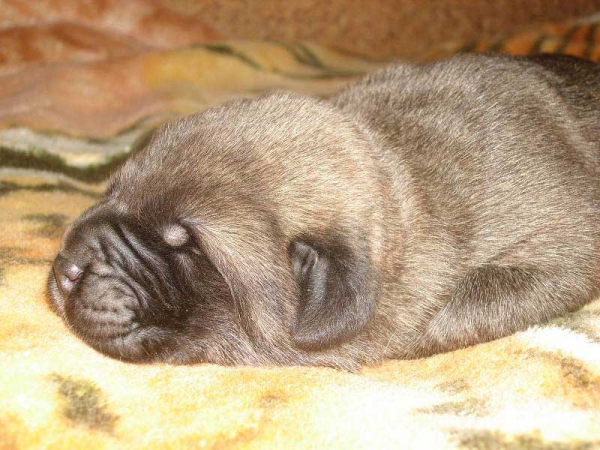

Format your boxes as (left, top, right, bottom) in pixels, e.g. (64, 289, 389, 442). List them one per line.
(1, 5, 600, 449)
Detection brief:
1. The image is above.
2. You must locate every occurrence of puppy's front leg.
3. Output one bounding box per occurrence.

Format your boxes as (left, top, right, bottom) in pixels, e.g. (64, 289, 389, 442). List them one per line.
(413, 265, 594, 357)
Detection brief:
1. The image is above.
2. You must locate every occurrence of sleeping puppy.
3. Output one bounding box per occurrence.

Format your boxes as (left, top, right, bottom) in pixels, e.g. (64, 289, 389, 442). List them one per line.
(48, 53, 600, 370)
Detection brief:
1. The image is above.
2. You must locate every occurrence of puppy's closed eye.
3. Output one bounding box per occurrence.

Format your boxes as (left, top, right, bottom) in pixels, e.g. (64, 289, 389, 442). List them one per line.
(162, 224, 190, 247)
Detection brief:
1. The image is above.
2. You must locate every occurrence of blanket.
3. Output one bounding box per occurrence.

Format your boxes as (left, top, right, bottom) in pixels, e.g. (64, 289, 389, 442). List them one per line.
(1, 3, 600, 448)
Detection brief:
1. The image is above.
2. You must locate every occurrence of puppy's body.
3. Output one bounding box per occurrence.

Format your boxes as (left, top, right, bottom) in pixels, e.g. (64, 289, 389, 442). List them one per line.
(335, 54, 600, 359)
(49, 54, 600, 369)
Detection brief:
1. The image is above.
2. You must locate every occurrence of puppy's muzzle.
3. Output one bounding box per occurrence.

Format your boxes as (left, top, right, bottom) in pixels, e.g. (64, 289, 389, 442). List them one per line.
(53, 252, 139, 341)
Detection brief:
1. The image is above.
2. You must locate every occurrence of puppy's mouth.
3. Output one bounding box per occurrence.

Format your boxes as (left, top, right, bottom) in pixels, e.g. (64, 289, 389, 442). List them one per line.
(48, 269, 175, 363)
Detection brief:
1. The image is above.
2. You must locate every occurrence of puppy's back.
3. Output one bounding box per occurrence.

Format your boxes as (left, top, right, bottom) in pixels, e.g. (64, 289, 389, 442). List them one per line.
(333, 53, 600, 274)
(334, 53, 599, 150)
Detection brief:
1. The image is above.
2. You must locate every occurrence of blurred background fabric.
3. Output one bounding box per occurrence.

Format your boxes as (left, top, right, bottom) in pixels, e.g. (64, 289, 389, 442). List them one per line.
(1, 1, 600, 449)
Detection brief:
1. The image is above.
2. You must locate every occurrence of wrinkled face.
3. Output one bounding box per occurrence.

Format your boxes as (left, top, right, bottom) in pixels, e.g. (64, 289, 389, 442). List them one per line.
(47, 206, 255, 365)
(47, 197, 378, 369)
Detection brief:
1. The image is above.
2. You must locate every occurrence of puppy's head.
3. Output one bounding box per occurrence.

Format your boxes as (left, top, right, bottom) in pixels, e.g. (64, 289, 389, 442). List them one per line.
(48, 93, 385, 368)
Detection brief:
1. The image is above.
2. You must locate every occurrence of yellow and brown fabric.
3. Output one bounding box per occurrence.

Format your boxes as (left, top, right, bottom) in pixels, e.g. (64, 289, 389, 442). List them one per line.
(1, 2, 600, 448)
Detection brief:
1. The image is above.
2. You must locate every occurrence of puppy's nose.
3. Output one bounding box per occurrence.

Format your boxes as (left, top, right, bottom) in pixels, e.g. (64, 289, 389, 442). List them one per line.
(54, 254, 83, 297)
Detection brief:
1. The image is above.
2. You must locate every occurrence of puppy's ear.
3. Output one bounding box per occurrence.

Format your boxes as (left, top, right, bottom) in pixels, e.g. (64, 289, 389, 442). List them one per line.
(289, 238, 378, 350)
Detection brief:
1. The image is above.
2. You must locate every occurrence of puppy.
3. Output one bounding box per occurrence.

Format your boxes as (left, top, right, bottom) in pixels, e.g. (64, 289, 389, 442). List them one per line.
(48, 53, 600, 370)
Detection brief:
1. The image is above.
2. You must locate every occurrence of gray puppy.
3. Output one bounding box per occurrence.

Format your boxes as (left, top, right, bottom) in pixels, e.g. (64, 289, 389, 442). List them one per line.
(49, 53, 600, 370)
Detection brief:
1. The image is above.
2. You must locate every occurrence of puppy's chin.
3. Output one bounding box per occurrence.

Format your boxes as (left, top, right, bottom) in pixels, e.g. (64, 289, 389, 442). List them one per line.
(70, 323, 171, 364)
